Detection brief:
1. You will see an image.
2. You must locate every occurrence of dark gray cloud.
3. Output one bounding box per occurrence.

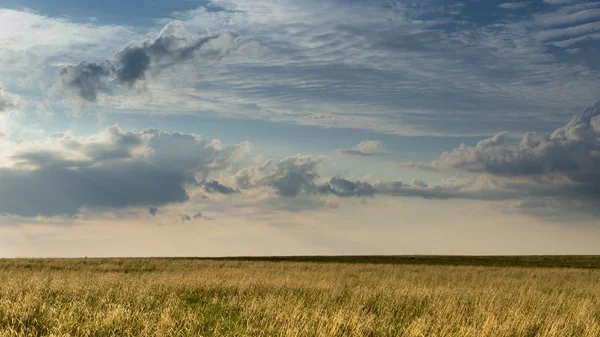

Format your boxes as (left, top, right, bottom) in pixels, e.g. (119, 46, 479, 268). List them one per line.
(318, 177, 377, 197)
(204, 180, 239, 194)
(0, 163, 189, 217)
(56, 23, 239, 107)
(179, 212, 209, 222)
(58, 61, 113, 103)
(114, 26, 237, 85)
(115, 46, 151, 85)
(0, 125, 248, 218)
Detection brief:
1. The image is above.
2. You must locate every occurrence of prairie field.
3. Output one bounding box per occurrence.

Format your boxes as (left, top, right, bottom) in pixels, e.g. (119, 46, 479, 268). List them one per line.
(0, 257, 599, 337)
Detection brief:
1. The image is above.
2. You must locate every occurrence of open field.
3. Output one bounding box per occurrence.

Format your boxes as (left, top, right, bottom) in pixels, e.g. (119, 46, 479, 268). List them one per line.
(0, 257, 599, 337)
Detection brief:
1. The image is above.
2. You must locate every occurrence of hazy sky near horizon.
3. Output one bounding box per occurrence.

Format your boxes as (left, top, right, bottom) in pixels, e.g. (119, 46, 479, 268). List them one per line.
(1, 0, 600, 256)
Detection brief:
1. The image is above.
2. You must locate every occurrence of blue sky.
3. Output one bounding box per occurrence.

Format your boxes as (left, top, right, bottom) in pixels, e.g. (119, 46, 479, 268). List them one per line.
(0, 0, 600, 256)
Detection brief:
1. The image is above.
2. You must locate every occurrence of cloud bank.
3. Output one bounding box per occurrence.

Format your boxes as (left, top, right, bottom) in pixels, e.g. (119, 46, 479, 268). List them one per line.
(393, 102, 600, 214)
(0, 125, 248, 217)
(1, 101, 599, 219)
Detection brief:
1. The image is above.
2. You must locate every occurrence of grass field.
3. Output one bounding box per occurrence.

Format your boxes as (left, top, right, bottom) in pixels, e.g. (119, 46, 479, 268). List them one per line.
(0, 257, 599, 337)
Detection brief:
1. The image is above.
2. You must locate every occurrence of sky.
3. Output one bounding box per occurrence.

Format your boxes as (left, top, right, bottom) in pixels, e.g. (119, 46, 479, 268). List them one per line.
(0, 0, 599, 257)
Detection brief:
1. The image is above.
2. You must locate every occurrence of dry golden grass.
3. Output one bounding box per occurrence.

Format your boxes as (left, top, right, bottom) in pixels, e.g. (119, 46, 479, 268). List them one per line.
(0, 258, 599, 337)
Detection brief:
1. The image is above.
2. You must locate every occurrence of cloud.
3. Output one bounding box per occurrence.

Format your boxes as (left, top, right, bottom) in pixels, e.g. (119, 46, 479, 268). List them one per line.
(498, 2, 530, 10)
(145, 0, 600, 137)
(5, 2, 600, 137)
(215, 104, 600, 217)
(338, 140, 388, 157)
(425, 103, 600, 180)
(394, 161, 439, 172)
(3, 103, 596, 219)
(534, 8, 600, 28)
(141, 129, 250, 183)
(233, 155, 324, 197)
(536, 21, 600, 42)
(179, 212, 209, 222)
(0, 125, 248, 217)
(0, 9, 136, 87)
(318, 176, 377, 197)
(115, 23, 238, 85)
(58, 62, 113, 104)
(543, 0, 577, 4)
(56, 22, 239, 112)
(0, 88, 21, 113)
(229, 157, 527, 203)
(228, 154, 511, 201)
(551, 32, 600, 48)
(0, 163, 189, 218)
(392, 102, 600, 211)
(204, 180, 239, 194)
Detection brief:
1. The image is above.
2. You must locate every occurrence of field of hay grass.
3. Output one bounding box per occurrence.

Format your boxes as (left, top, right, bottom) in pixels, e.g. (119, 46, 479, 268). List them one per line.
(0, 257, 599, 337)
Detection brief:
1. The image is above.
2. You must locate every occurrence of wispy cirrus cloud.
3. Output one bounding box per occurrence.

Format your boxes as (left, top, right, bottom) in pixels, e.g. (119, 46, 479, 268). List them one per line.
(3, 0, 600, 137)
(498, 2, 530, 10)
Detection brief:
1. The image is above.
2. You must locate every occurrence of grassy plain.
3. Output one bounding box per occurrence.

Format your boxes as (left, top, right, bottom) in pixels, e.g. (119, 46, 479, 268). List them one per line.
(0, 257, 599, 337)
